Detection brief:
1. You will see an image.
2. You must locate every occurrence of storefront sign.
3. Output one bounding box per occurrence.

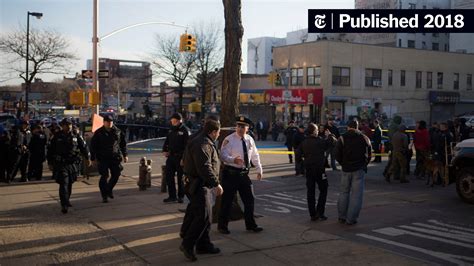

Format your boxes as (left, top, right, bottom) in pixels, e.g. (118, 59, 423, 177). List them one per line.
(240, 89, 265, 104)
(265, 89, 323, 105)
(429, 91, 460, 104)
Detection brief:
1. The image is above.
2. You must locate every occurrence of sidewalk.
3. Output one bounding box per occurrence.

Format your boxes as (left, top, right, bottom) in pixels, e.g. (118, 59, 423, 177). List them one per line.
(0, 169, 426, 265)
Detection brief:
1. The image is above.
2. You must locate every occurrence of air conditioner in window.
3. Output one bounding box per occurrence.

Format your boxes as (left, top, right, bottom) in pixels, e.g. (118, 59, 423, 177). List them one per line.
(373, 80, 382, 87)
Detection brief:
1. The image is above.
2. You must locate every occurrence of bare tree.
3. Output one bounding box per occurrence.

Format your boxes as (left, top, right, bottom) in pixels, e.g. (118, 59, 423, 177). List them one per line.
(192, 21, 224, 118)
(151, 35, 196, 114)
(0, 28, 77, 85)
(48, 79, 79, 104)
(221, 0, 244, 126)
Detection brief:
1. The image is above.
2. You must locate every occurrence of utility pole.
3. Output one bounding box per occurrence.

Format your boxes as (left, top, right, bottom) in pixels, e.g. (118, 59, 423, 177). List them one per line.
(92, 0, 99, 114)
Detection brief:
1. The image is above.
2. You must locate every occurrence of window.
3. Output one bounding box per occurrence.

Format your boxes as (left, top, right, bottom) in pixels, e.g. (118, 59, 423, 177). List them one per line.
(307, 67, 321, 86)
(432, 43, 439, 50)
(270, 59, 273, 66)
(291, 68, 303, 86)
(445, 44, 448, 51)
(454, 73, 459, 90)
(388, 70, 393, 86)
(416, 71, 422, 88)
(332, 67, 350, 86)
(409, 3, 416, 9)
(437, 72, 443, 89)
(365, 68, 382, 87)
(422, 41, 427, 49)
(398, 39, 402, 47)
(408, 40, 415, 48)
(468, 74, 472, 90)
(427, 72, 432, 89)
(433, 33, 439, 38)
(401, 70, 406, 86)
(423, 5, 426, 9)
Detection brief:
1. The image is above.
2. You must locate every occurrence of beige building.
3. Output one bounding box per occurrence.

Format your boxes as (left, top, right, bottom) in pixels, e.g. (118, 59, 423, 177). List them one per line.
(272, 40, 474, 123)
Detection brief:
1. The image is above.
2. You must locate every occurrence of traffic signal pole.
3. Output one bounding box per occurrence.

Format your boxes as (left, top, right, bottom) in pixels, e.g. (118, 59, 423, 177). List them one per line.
(92, 0, 99, 114)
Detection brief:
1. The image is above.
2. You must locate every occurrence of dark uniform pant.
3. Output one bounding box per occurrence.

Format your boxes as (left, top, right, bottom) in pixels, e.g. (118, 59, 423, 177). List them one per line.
(98, 160, 123, 199)
(9, 151, 28, 181)
(55, 164, 77, 207)
(28, 154, 44, 180)
(286, 145, 293, 163)
(373, 142, 382, 162)
(165, 156, 184, 199)
(182, 187, 213, 251)
(218, 168, 257, 230)
(305, 166, 328, 218)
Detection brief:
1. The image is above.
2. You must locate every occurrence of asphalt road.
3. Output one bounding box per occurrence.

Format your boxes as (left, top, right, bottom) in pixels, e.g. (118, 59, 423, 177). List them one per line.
(123, 138, 474, 266)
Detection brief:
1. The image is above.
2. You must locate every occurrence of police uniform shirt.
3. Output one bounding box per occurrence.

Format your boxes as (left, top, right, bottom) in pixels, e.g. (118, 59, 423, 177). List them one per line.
(220, 132, 262, 175)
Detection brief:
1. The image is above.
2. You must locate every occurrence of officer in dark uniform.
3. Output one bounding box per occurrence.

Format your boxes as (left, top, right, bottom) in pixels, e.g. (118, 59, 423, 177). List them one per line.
(8, 120, 31, 183)
(47, 118, 91, 213)
(0, 125, 10, 182)
(180, 119, 223, 262)
(28, 125, 47, 180)
(162, 113, 189, 203)
(284, 120, 298, 163)
(292, 125, 306, 176)
(91, 115, 128, 203)
(218, 116, 263, 235)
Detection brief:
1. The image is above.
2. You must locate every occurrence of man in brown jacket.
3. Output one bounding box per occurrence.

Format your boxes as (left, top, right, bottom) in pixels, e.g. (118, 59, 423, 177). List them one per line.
(388, 125, 409, 183)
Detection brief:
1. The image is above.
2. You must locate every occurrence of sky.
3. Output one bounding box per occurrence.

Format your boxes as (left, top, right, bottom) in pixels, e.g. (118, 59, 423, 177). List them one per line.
(0, 0, 354, 86)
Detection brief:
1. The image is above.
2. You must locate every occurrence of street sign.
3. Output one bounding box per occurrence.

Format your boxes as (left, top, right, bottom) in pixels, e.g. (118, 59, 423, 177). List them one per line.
(81, 70, 93, 79)
(98, 70, 109, 79)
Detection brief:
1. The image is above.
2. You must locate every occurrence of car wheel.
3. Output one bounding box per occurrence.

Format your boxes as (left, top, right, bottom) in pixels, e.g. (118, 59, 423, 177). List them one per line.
(456, 167, 474, 204)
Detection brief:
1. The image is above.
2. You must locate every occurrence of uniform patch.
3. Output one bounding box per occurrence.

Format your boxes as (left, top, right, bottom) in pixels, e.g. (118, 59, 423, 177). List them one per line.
(72, 137, 77, 142)
(222, 139, 229, 147)
(178, 131, 183, 135)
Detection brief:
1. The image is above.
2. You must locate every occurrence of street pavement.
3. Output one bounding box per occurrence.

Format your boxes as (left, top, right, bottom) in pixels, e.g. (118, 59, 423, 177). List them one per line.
(0, 139, 473, 265)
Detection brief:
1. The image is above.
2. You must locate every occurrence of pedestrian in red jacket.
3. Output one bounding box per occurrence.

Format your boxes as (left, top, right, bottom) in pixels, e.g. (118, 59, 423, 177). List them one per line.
(413, 120, 430, 178)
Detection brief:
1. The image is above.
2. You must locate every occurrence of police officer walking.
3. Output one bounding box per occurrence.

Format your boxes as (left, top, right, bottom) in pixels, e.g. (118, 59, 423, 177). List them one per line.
(8, 120, 31, 183)
(162, 113, 189, 203)
(218, 116, 263, 234)
(296, 123, 336, 221)
(91, 115, 128, 203)
(47, 118, 91, 214)
(28, 125, 47, 180)
(180, 119, 223, 262)
(284, 121, 298, 164)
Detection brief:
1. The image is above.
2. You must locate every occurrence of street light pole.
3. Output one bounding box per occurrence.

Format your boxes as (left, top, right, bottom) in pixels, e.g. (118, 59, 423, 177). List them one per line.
(25, 11, 42, 117)
(93, 0, 99, 114)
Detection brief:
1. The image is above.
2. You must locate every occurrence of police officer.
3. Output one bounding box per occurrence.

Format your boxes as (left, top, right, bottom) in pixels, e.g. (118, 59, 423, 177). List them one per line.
(91, 115, 128, 203)
(8, 120, 31, 183)
(47, 118, 91, 214)
(284, 120, 298, 164)
(296, 123, 336, 221)
(0, 125, 10, 182)
(180, 119, 223, 262)
(162, 113, 189, 203)
(28, 125, 47, 180)
(218, 116, 263, 234)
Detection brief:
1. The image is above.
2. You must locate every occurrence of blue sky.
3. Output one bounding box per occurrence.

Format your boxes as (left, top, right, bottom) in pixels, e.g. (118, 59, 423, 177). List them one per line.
(0, 0, 354, 85)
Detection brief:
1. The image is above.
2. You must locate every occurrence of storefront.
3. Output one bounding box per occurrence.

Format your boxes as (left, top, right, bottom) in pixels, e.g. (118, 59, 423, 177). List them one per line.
(429, 91, 460, 123)
(265, 88, 323, 123)
(240, 89, 273, 124)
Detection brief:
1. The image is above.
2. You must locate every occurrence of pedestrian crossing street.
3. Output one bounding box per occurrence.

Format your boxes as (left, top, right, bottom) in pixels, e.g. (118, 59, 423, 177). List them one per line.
(357, 219, 474, 265)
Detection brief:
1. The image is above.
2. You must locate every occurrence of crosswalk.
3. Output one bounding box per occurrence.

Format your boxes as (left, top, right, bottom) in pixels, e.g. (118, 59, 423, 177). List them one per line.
(255, 191, 337, 214)
(357, 219, 474, 265)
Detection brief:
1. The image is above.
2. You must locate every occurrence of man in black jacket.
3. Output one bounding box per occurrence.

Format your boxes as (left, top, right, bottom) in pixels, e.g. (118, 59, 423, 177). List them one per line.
(8, 120, 31, 183)
(334, 120, 372, 225)
(28, 125, 47, 180)
(284, 121, 298, 164)
(297, 123, 336, 221)
(292, 125, 306, 176)
(180, 119, 223, 262)
(91, 115, 128, 203)
(163, 113, 189, 203)
(325, 119, 340, 170)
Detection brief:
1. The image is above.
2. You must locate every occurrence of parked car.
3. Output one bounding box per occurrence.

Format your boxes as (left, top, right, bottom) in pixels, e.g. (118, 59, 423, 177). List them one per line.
(449, 138, 474, 204)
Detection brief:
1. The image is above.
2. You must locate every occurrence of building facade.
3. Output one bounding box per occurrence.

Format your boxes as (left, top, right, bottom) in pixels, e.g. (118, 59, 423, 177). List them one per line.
(272, 40, 474, 124)
(450, 0, 474, 54)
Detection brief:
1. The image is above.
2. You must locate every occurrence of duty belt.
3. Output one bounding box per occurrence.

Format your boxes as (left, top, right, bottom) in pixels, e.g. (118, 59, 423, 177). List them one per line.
(224, 165, 249, 175)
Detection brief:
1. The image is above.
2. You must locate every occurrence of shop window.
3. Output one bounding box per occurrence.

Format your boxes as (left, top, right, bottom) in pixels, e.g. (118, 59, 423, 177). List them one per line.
(408, 40, 415, 48)
(427, 72, 432, 89)
(437, 72, 443, 89)
(454, 73, 459, 90)
(291, 68, 303, 86)
(365, 68, 382, 87)
(467, 74, 472, 90)
(307, 66, 321, 86)
(416, 71, 422, 88)
(388, 70, 393, 86)
(332, 66, 350, 86)
(401, 70, 406, 86)
(432, 42, 439, 50)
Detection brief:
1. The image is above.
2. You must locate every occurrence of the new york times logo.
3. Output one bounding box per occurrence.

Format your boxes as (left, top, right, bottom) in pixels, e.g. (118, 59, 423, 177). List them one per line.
(308, 9, 474, 33)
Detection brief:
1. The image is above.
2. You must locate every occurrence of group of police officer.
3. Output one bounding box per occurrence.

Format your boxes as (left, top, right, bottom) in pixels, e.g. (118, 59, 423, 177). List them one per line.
(162, 113, 264, 261)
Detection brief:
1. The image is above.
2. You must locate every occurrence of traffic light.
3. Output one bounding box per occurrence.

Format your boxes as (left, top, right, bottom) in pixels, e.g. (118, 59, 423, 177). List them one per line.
(267, 72, 275, 85)
(275, 73, 281, 85)
(179, 33, 197, 53)
(88, 91, 100, 105)
(69, 90, 85, 106)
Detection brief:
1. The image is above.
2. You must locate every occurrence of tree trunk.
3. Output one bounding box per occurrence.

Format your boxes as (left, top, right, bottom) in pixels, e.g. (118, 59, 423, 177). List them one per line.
(178, 83, 184, 114)
(221, 0, 244, 127)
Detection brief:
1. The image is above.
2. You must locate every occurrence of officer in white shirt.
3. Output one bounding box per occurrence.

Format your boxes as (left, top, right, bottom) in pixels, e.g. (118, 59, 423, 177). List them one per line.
(218, 115, 263, 234)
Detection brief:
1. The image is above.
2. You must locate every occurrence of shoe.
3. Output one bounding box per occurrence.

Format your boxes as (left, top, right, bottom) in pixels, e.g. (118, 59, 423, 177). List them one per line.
(400, 180, 410, 183)
(108, 191, 114, 199)
(311, 216, 318, 221)
(61, 206, 68, 214)
(246, 226, 263, 233)
(102, 198, 108, 203)
(177, 198, 184, 203)
(318, 215, 328, 221)
(218, 227, 230, 235)
(196, 246, 221, 254)
(338, 218, 346, 224)
(346, 220, 358, 225)
(179, 245, 197, 262)
(19, 178, 28, 183)
(163, 197, 178, 203)
(66, 202, 73, 207)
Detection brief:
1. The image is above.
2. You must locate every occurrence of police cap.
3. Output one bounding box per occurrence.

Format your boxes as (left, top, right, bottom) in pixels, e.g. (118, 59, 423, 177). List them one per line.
(103, 114, 114, 122)
(236, 115, 252, 126)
